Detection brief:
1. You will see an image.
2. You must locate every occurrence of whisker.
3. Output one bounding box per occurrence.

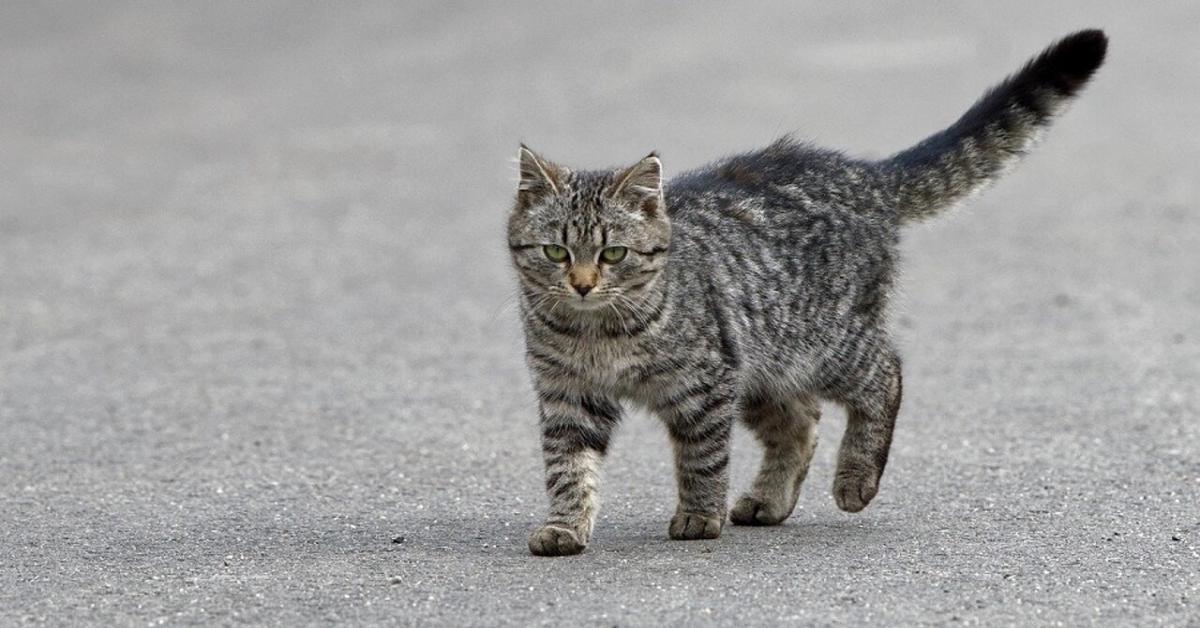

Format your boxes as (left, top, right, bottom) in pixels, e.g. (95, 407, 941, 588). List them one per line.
(606, 301, 632, 336)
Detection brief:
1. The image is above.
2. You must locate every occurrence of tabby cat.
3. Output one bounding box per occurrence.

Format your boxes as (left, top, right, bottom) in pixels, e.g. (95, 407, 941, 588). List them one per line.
(508, 30, 1107, 555)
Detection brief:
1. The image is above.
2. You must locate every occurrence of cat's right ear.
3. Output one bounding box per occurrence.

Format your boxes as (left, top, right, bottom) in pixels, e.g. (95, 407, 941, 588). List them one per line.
(516, 144, 568, 210)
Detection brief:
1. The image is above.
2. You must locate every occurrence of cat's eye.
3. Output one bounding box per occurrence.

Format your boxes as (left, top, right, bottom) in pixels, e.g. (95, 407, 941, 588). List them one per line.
(599, 246, 628, 264)
(543, 245, 570, 263)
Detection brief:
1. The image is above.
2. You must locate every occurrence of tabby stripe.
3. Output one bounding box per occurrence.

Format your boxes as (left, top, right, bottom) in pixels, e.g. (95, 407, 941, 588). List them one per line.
(552, 480, 581, 500)
(685, 449, 730, 474)
(658, 381, 713, 410)
(682, 430, 733, 459)
(674, 394, 733, 428)
(542, 423, 610, 454)
(634, 246, 668, 256)
(538, 390, 621, 425)
(529, 366, 584, 386)
(509, 244, 541, 251)
(526, 348, 582, 378)
(543, 470, 565, 492)
(515, 267, 543, 285)
(533, 310, 579, 335)
(620, 298, 668, 336)
(526, 325, 573, 355)
(669, 412, 732, 444)
(635, 357, 693, 379)
(540, 409, 588, 428)
(678, 452, 730, 483)
(579, 394, 621, 425)
(536, 387, 574, 406)
(626, 279, 653, 291)
(707, 288, 740, 368)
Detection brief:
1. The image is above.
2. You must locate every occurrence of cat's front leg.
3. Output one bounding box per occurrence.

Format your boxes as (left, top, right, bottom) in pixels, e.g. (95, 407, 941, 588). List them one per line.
(655, 379, 736, 540)
(528, 389, 622, 556)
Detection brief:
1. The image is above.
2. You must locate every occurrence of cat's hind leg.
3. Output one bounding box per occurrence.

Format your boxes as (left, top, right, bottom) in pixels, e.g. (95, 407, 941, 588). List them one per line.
(828, 344, 902, 513)
(730, 393, 820, 526)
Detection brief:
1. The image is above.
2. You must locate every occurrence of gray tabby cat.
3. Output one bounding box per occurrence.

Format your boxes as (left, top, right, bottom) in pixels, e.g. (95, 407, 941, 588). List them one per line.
(508, 30, 1107, 556)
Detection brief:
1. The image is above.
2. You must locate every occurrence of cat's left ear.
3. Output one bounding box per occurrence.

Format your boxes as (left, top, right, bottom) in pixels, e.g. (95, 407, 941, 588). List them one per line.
(610, 153, 663, 216)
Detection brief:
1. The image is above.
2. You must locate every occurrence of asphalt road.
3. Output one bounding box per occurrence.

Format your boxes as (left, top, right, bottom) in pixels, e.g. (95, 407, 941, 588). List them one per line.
(2, 2, 1198, 626)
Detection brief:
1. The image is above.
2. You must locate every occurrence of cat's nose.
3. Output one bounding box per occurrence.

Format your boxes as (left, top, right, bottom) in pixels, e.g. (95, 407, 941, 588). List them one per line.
(573, 284, 593, 297)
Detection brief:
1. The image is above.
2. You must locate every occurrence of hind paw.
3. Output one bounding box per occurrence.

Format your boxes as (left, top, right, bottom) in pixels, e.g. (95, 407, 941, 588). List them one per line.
(833, 472, 878, 513)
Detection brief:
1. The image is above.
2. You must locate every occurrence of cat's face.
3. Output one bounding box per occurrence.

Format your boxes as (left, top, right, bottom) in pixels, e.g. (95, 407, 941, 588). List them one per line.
(508, 146, 670, 313)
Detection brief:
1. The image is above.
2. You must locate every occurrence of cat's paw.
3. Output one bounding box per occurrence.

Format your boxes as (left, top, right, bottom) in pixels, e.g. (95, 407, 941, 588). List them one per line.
(833, 472, 878, 513)
(730, 494, 791, 526)
(528, 524, 586, 556)
(668, 511, 723, 540)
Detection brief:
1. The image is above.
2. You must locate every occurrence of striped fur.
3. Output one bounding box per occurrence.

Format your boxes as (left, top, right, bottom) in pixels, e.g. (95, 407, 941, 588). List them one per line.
(510, 31, 1106, 555)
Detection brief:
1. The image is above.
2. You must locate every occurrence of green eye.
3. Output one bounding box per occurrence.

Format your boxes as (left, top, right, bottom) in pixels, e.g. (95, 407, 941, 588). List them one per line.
(543, 245, 570, 263)
(600, 246, 627, 264)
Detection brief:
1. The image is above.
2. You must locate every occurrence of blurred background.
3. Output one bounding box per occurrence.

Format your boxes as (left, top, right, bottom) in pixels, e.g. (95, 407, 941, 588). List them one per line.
(2, 2, 1197, 625)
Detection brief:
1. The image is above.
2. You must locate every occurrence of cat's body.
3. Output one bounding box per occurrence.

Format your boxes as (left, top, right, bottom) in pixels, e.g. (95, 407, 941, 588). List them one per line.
(508, 31, 1107, 555)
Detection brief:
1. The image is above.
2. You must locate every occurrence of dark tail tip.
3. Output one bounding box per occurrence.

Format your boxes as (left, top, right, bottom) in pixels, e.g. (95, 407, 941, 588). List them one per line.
(1033, 29, 1108, 95)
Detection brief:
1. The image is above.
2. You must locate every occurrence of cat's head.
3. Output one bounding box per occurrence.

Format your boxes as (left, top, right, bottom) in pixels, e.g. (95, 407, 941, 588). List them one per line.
(508, 145, 670, 312)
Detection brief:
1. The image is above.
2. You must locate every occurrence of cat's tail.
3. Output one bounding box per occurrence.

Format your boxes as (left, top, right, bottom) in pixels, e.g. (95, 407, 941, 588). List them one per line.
(883, 29, 1107, 223)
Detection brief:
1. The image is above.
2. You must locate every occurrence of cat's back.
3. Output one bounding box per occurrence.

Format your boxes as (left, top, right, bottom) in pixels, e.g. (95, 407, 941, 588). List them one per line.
(664, 138, 899, 266)
(666, 137, 897, 232)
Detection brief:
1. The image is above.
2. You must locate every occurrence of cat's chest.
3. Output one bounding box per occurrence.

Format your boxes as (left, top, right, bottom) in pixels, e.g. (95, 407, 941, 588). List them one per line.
(548, 335, 655, 391)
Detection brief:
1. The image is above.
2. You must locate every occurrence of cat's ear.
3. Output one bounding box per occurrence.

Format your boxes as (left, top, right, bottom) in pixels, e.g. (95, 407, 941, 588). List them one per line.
(610, 153, 663, 216)
(516, 144, 568, 210)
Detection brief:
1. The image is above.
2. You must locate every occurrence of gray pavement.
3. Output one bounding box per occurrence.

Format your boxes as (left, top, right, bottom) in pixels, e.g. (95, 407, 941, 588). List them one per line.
(2, 2, 1199, 625)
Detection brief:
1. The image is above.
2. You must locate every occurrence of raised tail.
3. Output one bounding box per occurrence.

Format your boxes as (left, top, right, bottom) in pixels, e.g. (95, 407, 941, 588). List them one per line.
(885, 29, 1108, 223)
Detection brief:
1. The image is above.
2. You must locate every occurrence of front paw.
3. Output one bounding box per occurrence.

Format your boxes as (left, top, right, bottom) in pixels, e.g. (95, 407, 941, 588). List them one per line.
(668, 511, 723, 540)
(528, 524, 587, 556)
(730, 494, 791, 526)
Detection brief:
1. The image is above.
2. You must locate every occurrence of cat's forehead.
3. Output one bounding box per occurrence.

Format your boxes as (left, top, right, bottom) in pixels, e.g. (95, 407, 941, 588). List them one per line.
(563, 170, 613, 206)
(527, 170, 643, 233)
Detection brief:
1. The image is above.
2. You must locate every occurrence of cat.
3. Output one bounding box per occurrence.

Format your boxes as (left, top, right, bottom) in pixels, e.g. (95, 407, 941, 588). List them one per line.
(507, 30, 1107, 556)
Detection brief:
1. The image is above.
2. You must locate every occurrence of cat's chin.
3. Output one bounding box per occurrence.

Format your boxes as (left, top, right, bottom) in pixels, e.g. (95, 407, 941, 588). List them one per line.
(565, 299, 610, 312)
